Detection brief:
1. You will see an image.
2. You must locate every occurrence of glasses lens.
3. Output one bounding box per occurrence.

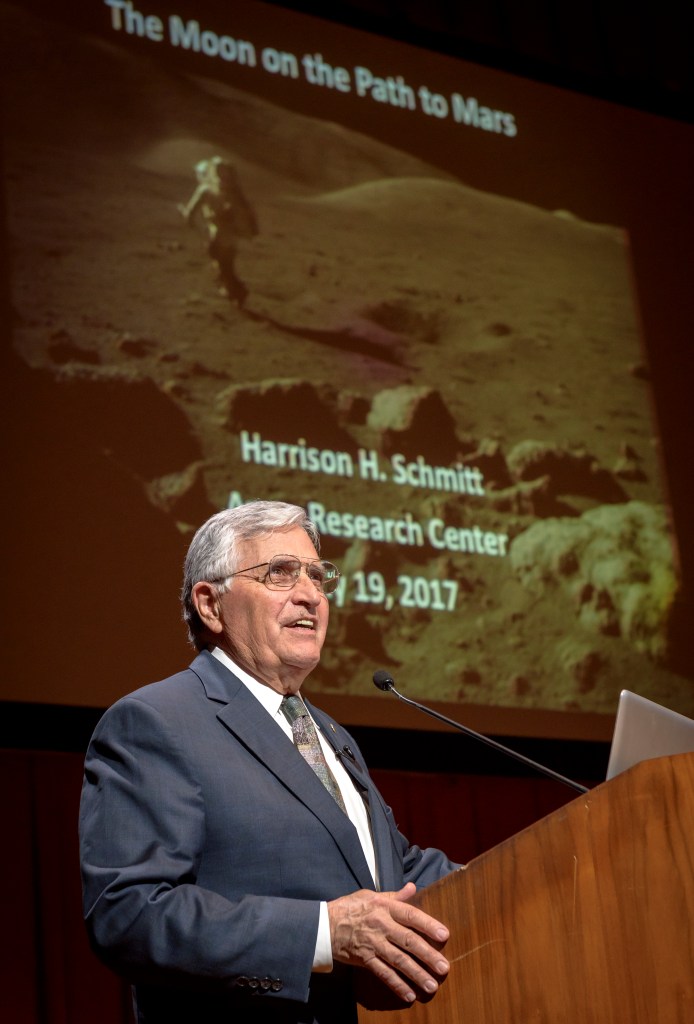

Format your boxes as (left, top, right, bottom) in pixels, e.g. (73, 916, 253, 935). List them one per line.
(266, 556, 340, 593)
(267, 556, 300, 588)
(316, 561, 340, 594)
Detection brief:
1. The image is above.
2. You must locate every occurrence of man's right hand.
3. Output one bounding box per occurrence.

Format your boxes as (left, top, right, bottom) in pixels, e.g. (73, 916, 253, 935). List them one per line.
(327, 883, 450, 1004)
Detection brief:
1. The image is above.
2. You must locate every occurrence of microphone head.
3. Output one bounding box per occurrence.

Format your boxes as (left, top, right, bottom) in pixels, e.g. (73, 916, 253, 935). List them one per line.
(373, 670, 395, 692)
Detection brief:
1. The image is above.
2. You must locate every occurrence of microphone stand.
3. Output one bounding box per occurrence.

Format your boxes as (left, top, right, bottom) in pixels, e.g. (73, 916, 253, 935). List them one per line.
(373, 672, 589, 795)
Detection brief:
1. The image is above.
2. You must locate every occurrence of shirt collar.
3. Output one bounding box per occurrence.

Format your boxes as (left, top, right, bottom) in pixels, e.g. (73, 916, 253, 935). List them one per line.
(210, 646, 286, 718)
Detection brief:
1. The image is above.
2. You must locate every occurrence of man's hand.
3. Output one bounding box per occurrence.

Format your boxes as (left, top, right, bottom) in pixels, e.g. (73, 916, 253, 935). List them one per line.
(327, 883, 450, 1004)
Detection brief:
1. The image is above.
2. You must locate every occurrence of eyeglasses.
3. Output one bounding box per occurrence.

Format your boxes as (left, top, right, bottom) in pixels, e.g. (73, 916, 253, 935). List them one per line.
(224, 554, 341, 595)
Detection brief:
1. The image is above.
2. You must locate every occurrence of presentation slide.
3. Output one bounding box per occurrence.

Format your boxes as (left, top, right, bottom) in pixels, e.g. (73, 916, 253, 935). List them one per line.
(2, 0, 693, 738)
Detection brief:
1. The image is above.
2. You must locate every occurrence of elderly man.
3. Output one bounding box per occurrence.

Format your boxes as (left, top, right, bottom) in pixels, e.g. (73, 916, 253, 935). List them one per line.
(79, 500, 459, 1024)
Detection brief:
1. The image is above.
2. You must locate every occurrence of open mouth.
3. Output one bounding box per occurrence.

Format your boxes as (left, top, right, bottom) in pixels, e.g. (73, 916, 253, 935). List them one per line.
(290, 619, 315, 630)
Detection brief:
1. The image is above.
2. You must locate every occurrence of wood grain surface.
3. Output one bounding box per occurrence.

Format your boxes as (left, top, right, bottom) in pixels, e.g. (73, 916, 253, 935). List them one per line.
(358, 753, 694, 1023)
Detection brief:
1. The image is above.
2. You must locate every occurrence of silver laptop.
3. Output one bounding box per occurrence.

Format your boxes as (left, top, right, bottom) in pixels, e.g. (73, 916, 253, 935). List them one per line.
(606, 689, 694, 780)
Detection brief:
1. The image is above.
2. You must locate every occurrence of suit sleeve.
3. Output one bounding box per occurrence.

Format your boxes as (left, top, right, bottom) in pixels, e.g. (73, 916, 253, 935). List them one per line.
(401, 840, 462, 889)
(79, 695, 318, 1001)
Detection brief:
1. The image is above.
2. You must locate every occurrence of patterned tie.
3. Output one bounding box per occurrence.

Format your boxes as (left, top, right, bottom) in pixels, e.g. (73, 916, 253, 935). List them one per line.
(281, 695, 347, 813)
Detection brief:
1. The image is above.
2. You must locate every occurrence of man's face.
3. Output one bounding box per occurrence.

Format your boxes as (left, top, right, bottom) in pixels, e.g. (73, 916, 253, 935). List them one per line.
(213, 526, 330, 693)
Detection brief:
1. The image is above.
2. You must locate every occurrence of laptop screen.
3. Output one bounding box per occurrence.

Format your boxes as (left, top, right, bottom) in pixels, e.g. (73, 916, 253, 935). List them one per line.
(606, 689, 694, 780)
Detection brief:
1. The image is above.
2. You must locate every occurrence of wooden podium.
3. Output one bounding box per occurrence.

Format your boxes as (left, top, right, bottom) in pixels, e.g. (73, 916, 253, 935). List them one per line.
(358, 753, 694, 1023)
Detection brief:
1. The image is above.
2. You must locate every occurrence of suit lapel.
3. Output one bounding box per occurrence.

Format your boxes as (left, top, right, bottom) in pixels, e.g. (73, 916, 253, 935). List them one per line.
(190, 652, 375, 890)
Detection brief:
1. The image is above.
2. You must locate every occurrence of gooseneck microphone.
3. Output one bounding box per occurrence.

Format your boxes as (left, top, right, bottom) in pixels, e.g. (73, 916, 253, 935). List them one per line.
(373, 670, 588, 794)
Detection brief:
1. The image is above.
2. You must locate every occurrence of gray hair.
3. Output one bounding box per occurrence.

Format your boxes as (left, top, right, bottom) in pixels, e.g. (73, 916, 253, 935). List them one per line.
(181, 500, 320, 650)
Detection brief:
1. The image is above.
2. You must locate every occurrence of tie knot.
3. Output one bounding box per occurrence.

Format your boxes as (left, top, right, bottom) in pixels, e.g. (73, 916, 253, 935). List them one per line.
(281, 694, 308, 724)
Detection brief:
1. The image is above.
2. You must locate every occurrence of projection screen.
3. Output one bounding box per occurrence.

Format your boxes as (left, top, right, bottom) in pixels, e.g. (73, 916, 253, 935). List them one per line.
(2, 0, 693, 740)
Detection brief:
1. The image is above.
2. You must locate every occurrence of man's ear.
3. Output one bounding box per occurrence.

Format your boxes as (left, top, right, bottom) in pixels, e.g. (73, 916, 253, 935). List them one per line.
(192, 581, 224, 636)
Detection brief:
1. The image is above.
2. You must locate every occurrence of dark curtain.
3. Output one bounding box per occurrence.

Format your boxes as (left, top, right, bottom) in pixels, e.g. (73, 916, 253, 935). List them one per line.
(1, 751, 132, 1024)
(0, 749, 573, 1024)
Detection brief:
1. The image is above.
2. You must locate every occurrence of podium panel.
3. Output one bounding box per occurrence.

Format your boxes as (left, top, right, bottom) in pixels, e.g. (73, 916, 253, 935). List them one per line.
(358, 753, 694, 1024)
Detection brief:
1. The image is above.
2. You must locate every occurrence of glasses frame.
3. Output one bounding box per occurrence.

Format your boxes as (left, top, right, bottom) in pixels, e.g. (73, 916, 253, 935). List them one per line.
(220, 554, 341, 595)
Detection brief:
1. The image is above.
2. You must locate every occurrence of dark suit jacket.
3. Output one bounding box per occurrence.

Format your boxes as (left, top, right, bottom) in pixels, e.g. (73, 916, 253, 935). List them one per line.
(79, 651, 459, 1023)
